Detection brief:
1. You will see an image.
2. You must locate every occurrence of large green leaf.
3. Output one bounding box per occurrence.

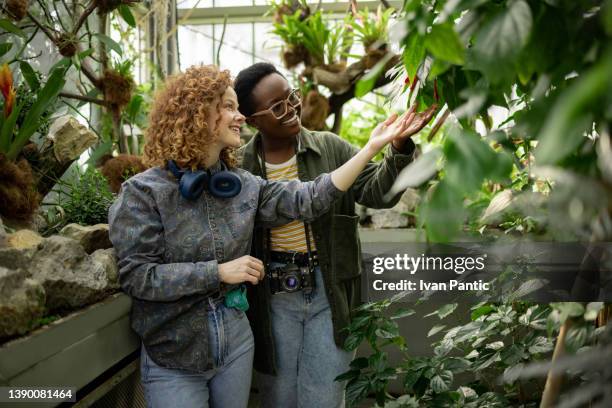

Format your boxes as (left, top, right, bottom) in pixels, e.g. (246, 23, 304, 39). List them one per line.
(0, 43, 13, 57)
(425, 23, 465, 65)
(94, 33, 123, 57)
(19, 61, 40, 91)
(355, 52, 394, 97)
(535, 52, 612, 165)
(118, 5, 136, 28)
(422, 180, 465, 242)
(0, 102, 23, 153)
(7, 66, 67, 160)
(467, 0, 533, 83)
(402, 32, 426, 80)
(444, 128, 512, 192)
(0, 19, 25, 37)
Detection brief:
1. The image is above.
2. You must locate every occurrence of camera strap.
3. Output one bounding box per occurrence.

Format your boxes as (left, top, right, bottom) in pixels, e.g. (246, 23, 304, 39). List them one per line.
(258, 135, 316, 293)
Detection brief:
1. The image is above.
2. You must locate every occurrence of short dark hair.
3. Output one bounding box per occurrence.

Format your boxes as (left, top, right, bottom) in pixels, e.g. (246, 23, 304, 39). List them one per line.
(234, 62, 285, 117)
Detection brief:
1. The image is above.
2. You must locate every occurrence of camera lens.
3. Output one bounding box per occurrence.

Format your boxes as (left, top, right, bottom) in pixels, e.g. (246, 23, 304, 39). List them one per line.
(281, 273, 301, 292)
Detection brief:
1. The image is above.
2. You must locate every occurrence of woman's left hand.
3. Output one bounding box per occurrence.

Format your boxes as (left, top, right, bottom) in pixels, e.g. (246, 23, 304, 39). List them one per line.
(367, 103, 438, 153)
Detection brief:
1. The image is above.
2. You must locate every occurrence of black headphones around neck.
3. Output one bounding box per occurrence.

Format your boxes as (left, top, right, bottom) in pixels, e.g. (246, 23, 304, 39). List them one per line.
(167, 160, 242, 200)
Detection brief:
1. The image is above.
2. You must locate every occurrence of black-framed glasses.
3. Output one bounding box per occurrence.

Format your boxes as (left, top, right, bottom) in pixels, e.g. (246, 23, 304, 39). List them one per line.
(250, 89, 302, 119)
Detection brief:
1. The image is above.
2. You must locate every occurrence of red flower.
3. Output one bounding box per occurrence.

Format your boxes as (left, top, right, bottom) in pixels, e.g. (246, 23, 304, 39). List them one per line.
(4, 87, 15, 117)
(0, 64, 13, 100)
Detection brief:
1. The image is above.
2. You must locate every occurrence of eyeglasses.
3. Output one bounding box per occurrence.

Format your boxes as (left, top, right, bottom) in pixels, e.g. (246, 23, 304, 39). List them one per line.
(250, 89, 302, 119)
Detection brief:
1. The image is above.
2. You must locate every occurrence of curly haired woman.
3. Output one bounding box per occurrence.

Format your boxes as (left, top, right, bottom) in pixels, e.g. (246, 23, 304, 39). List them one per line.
(108, 64, 420, 408)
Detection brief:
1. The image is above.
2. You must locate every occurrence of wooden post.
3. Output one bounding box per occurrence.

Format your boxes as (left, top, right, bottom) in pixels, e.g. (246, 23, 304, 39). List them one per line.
(540, 320, 571, 408)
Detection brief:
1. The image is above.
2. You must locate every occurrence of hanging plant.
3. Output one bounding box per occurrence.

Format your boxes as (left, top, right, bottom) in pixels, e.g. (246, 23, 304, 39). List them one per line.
(5, 0, 29, 21)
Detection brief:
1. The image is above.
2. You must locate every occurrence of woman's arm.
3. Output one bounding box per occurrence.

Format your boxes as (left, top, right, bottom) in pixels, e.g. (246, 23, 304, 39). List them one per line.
(254, 110, 421, 227)
(108, 180, 222, 301)
(330, 108, 425, 191)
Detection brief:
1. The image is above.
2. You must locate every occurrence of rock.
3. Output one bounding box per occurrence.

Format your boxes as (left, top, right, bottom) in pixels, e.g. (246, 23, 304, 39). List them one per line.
(368, 189, 420, 229)
(90, 248, 119, 287)
(6, 229, 43, 250)
(59, 223, 112, 254)
(46, 116, 98, 164)
(29, 236, 119, 312)
(0, 267, 46, 339)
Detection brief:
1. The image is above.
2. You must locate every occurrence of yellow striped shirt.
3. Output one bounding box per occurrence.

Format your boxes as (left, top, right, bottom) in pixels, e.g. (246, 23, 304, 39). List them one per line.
(266, 156, 317, 253)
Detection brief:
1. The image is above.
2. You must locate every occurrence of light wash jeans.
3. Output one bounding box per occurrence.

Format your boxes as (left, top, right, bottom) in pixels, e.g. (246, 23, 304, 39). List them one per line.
(257, 265, 354, 408)
(140, 298, 254, 408)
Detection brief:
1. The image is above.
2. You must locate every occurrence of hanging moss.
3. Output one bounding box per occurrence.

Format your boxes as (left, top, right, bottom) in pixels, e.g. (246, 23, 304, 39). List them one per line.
(95, 0, 123, 14)
(101, 69, 134, 109)
(100, 154, 146, 193)
(0, 154, 41, 221)
(5, 0, 29, 21)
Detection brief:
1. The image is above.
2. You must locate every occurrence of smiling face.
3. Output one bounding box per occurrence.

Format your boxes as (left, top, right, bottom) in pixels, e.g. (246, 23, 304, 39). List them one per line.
(209, 87, 246, 149)
(246, 73, 302, 141)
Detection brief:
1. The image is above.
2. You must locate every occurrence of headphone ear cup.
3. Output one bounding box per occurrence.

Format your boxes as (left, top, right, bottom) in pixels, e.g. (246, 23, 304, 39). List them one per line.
(180, 170, 209, 200)
(209, 171, 242, 198)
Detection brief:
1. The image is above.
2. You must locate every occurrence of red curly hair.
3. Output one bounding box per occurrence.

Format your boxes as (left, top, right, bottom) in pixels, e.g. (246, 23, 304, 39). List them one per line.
(143, 65, 237, 170)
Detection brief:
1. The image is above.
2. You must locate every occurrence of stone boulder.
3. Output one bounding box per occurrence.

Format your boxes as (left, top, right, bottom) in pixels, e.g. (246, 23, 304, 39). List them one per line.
(367, 189, 420, 229)
(0, 267, 46, 339)
(46, 116, 98, 164)
(29, 236, 119, 312)
(59, 223, 112, 254)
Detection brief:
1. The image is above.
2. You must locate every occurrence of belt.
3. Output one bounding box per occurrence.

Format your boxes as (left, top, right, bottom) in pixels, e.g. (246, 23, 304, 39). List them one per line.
(269, 251, 318, 267)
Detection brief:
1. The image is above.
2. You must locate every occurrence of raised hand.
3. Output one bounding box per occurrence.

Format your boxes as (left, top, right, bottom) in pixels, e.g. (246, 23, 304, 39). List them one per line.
(368, 103, 438, 153)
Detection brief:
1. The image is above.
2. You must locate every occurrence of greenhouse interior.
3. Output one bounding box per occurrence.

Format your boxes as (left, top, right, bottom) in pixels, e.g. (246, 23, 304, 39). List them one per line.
(0, 0, 611, 407)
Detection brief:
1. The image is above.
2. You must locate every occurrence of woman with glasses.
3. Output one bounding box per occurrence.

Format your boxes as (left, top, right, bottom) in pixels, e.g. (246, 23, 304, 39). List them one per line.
(107, 64, 422, 408)
(234, 62, 437, 408)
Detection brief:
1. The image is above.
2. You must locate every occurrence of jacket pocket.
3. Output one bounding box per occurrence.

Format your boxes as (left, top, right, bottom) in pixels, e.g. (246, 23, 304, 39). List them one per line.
(331, 214, 362, 281)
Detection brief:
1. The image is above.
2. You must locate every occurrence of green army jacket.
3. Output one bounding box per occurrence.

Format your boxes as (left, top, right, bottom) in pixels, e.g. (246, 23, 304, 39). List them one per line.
(238, 127, 416, 375)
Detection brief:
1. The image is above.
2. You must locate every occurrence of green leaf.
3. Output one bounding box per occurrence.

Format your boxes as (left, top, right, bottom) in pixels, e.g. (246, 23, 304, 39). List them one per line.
(528, 336, 553, 354)
(375, 320, 400, 339)
(94, 33, 123, 57)
(125, 94, 144, 123)
(0, 43, 13, 57)
(603, 0, 612, 35)
(471, 304, 495, 320)
(19, 61, 40, 91)
(118, 5, 136, 28)
(428, 324, 446, 337)
(564, 326, 588, 353)
(0, 102, 23, 154)
(402, 32, 426, 80)
(7, 66, 66, 160)
(422, 180, 464, 242)
(425, 23, 464, 65)
(350, 357, 369, 369)
(584, 302, 603, 321)
(391, 308, 416, 320)
(430, 370, 453, 393)
(444, 128, 512, 192)
(467, 0, 533, 83)
(344, 332, 365, 351)
(0, 19, 25, 37)
(355, 52, 394, 97)
(535, 52, 612, 165)
(335, 369, 360, 382)
(403, 369, 422, 390)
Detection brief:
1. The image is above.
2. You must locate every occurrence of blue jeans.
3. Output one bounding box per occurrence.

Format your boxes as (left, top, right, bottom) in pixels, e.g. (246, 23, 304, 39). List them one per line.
(140, 298, 254, 408)
(257, 265, 354, 408)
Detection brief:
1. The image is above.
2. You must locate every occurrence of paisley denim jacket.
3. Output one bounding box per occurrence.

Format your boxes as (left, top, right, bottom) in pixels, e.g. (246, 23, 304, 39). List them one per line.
(108, 165, 342, 372)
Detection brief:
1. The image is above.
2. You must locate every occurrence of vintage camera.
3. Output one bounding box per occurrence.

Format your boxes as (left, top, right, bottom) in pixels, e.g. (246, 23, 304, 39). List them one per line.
(269, 263, 314, 294)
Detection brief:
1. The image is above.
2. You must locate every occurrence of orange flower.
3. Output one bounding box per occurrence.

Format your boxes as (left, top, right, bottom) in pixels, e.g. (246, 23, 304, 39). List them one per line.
(0, 63, 13, 100)
(4, 86, 15, 117)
